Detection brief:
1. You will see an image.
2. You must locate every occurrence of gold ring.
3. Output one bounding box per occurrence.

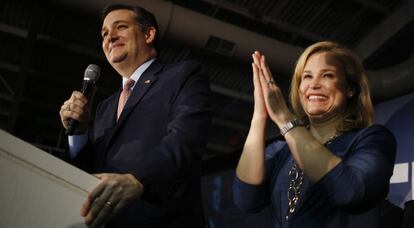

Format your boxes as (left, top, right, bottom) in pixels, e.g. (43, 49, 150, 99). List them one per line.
(267, 79, 274, 85)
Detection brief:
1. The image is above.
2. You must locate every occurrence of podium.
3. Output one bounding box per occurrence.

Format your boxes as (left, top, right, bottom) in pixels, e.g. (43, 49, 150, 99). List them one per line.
(0, 129, 100, 228)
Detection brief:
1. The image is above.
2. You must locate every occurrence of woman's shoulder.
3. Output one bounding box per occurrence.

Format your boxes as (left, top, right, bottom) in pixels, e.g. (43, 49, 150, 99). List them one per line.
(334, 124, 396, 154)
(351, 124, 395, 140)
(343, 124, 397, 159)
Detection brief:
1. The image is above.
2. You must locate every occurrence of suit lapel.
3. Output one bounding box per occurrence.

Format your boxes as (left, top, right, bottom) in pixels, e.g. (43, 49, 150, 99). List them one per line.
(101, 92, 121, 156)
(104, 60, 164, 152)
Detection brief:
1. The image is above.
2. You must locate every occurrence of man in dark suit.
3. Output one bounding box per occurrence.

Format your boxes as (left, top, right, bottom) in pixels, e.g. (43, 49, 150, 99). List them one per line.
(59, 4, 211, 228)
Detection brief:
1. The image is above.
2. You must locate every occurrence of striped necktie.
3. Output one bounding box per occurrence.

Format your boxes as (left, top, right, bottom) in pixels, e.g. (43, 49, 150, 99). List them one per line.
(117, 79, 135, 121)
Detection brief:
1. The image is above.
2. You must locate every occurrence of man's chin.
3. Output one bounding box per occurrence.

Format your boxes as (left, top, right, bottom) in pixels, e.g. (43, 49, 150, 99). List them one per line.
(110, 55, 127, 64)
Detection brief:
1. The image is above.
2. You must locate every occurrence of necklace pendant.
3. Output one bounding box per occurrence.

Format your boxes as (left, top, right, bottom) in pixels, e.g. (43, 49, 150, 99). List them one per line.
(324, 134, 341, 145)
(286, 161, 304, 222)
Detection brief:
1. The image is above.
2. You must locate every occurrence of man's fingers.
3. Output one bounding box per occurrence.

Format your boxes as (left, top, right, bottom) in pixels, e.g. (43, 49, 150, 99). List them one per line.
(88, 200, 114, 228)
(82, 173, 143, 227)
(71, 91, 88, 104)
(94, 173, 107, 179)
(59, 90, 92, 127)
(92, 195, 121, 227)
(83, 176, 115, 224)
(68, 103, 88, 117)
(62, 91, 87, 108)
(84, 197, 105, 222)
(86, 184, 119, 227)
(61, 93, 88, 114)
(81, 181, 106, 216)
(84, 190, 112, 225)
(107, 200, 126, 221)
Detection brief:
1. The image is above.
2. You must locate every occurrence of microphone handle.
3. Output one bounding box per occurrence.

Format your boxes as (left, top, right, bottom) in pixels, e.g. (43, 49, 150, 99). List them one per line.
(65, 82, 95, 135)
(65, 118, 78, 135)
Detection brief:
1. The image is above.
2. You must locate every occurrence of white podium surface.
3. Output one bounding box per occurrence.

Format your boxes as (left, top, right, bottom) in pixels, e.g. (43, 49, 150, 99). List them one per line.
(0, 129, 100, 228)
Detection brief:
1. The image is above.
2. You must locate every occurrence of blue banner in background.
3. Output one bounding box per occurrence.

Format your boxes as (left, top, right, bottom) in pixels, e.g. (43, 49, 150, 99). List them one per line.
(376, 93, 414, 208)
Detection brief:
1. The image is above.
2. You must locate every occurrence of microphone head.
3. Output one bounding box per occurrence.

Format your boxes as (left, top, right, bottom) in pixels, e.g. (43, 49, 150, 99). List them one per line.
(84, 64, 101, 82)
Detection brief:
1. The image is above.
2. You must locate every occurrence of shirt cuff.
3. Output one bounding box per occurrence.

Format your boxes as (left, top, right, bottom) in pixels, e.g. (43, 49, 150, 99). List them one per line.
(68, 133, 88, 158)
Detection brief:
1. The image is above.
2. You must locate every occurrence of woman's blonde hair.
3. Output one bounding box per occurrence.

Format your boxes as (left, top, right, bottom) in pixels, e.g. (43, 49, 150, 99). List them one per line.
(289, 41, 374, 132)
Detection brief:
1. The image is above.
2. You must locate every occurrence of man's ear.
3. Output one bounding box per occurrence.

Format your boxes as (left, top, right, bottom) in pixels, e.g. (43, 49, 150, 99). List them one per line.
(145, 27, 156, 44)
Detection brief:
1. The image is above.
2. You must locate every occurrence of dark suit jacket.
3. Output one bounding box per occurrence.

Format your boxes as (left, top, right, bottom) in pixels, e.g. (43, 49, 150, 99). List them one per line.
(73, 59, 211, 227)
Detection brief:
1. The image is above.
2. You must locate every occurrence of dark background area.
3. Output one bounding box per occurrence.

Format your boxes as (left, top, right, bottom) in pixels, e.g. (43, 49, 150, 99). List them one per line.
(0, 0, 413, 174)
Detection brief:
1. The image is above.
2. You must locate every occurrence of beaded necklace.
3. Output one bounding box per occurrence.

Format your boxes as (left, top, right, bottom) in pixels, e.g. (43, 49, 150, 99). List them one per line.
(285, 133, 341, 221)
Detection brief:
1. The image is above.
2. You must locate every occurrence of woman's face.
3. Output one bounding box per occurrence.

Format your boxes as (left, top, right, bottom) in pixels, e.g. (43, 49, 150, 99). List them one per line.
(299, 52, 353, 123)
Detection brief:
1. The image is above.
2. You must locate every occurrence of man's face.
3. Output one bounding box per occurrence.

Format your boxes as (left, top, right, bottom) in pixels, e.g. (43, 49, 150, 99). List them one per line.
(101, 9, 151, 68)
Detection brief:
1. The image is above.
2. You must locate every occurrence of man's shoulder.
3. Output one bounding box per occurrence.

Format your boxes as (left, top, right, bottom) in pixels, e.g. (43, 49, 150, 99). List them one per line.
(162, 60, 202, 73)
(154, 60, 206, 85)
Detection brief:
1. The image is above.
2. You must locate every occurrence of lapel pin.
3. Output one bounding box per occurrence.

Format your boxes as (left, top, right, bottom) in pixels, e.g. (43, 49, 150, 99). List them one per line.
(144, 80, 151, 84)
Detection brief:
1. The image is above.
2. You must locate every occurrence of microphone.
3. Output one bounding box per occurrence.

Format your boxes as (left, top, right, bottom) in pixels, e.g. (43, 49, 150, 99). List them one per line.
(66, 64, 101, 135)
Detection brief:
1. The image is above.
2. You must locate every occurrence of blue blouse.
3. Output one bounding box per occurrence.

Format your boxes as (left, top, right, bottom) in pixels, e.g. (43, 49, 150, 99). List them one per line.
(233, 124, 396, 228)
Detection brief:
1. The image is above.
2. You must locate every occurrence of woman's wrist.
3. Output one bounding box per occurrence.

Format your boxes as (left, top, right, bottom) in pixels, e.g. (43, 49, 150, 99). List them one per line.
(273, 113, 296, 128)
(279, 119, 306, 136)
(251, 113, 267, 123)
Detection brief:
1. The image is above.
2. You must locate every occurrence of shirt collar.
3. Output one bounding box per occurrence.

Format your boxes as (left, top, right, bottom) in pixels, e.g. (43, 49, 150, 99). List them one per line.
(122, 58, 156, 91)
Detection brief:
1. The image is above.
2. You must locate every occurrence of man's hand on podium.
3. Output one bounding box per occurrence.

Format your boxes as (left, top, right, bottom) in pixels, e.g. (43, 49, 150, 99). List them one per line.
(80, 173, 144, 227)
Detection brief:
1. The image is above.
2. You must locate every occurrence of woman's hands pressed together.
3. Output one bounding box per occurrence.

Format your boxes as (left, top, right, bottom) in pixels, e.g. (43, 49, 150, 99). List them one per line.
(251, 51, 295, 128)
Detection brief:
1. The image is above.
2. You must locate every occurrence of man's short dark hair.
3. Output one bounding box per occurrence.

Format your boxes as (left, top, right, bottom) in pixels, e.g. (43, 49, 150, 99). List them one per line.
(102, 4, 160, 52)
